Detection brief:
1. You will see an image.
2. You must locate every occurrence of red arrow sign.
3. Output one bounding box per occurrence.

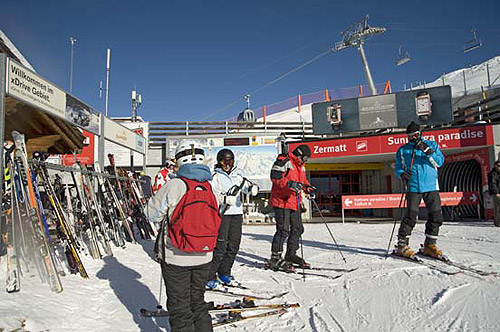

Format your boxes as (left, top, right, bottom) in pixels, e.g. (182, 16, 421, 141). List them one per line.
(342, 192, 479, 210)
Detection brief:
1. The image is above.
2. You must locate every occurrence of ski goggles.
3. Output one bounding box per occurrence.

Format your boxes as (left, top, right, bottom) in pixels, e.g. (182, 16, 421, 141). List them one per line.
(175, 148, 205, 160)
(220, 159, 234, 167)
(406, 131, 420, 142)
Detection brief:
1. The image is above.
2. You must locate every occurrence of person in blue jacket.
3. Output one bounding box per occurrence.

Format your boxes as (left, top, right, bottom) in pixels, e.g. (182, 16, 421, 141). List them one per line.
(394, 121, 445, 258)
(205, 148, 259, 290)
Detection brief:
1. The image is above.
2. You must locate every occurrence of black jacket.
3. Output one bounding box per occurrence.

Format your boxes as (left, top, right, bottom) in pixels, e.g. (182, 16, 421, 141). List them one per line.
(488, 169, 500, 195)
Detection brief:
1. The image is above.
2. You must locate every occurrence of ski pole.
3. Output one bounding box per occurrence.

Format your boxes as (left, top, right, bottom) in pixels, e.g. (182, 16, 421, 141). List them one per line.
(384, 183, 407, 259)
(310, 198, 347, 264)
(296, 192, 306, 282)
(157, 269, 164, 312)
(384, 148, 415, 259)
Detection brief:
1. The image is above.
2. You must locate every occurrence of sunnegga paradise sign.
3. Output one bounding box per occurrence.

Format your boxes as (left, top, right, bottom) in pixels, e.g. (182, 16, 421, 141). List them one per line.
(290, 125, 493, 159)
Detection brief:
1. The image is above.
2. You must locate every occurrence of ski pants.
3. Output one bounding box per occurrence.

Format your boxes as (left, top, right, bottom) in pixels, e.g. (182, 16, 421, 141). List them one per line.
(271, 207, 303, 257)
(494, 195, 500, 227)
(160, 261, 213, 332)
(398, 191, 444, 241)
(208, 214, 243, 280)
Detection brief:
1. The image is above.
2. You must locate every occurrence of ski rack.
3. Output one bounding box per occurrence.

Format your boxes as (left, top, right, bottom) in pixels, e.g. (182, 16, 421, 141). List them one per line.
(30, 160, 145, 183)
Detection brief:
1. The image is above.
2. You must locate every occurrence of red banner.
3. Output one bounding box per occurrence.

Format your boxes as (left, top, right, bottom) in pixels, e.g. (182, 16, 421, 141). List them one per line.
(61, 130, 95, 166)
(342, 192, 480, 210)
(290, 125, 493, 159)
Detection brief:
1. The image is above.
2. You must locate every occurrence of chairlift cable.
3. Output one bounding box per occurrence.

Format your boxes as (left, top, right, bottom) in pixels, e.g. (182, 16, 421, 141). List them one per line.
(201, 48, 332, 120)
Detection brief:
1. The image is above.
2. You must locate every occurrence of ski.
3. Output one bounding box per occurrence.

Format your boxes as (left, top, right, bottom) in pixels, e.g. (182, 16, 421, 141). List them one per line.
(3, 144, 20, 293)
(416, 248, 499, 277)
(390, 251, 461, 276)
(212, 307, 288, 328)
(207, 288, 289, 300)
(35, 161, 88, 278)
(241, 261, 347, 280)
(140, 302, 300, 317)
(291, 264, 359, 273)
(11, 132, 63, 292)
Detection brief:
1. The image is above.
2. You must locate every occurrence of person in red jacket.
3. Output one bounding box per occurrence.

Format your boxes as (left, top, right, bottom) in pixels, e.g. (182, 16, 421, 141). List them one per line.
(268, 144, 313, 272)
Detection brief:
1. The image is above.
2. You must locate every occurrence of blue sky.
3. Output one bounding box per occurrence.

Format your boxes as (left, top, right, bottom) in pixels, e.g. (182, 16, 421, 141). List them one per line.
(1, 0, 499, 121)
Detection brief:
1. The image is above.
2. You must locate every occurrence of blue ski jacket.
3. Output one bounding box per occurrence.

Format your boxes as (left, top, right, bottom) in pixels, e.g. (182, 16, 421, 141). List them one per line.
(394, 139, 445, 193)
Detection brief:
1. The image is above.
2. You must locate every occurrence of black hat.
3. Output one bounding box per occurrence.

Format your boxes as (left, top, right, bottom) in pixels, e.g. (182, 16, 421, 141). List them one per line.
(406, 121, 420, 134)
(292, 144, 311, 158)
(216, 148, 234, 163)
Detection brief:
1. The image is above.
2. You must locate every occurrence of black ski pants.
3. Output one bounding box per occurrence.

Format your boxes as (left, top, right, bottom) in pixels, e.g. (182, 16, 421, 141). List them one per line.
(271, 207, 304, 257)
(208, 214, 242, 280)
(160, 261, 213, 332)
(398, 191, 444, 240)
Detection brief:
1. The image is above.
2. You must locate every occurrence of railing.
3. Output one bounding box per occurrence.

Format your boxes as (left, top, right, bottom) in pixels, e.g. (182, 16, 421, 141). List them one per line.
(148, 121, 314, 146)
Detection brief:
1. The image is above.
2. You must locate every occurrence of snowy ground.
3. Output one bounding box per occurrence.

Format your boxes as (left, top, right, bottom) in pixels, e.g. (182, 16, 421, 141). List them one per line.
(1, 221, 500, 332)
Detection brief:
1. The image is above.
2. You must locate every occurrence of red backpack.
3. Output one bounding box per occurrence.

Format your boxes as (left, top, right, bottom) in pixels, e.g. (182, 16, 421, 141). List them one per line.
(168, 177, 221, 253)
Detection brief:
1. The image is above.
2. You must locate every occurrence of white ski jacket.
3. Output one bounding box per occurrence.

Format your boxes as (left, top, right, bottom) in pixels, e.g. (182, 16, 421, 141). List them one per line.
(211, 167, 252, 215)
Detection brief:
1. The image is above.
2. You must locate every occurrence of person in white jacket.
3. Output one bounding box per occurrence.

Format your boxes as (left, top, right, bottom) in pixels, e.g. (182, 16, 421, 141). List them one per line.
(146, 140, 217, 332)
(206, 148, 259, 290)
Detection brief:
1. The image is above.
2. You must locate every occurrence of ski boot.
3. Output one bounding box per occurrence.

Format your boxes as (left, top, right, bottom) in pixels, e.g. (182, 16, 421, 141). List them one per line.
(267, 253, 295, 273)
(205, 279, 227, 291)
(218, 275, 242, 288)
(285, 254, 311, 269)
(420, 243, 443, 259)
(393, 244, 416, 258)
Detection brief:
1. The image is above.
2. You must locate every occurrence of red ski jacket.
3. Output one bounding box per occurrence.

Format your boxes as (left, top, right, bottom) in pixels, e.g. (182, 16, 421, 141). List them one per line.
(270, 152, 310, 210)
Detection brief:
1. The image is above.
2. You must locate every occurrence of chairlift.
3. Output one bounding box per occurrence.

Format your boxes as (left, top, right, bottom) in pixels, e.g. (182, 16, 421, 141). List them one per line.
(237, 93, 256, 125)
(463, 29, 482, 53)
(237, 107, 255, 124)
(395, 45, 410, 66)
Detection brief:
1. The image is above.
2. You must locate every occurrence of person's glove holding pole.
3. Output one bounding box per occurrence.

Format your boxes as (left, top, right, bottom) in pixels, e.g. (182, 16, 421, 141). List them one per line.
(287, 181, 304, 192)
(401, 171, 411, 185)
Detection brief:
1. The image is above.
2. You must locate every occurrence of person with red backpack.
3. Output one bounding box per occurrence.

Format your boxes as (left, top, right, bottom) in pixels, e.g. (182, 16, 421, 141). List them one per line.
(268, 144, 314, 272)
(146, 140, 220, 332)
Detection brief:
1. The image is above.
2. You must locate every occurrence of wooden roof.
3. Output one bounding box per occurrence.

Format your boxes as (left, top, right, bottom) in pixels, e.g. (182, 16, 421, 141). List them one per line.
(5, 97, 85, 155)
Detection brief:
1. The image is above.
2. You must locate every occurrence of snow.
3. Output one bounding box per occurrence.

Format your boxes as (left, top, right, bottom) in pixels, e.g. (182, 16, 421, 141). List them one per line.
(1, 221, 500, 331)
(413, 55, 500, 97)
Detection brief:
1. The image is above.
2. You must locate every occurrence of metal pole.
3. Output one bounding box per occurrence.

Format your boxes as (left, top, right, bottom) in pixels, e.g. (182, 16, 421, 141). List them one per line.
(0, 54, 6, 200)
(98, 115, 105, 170)
(487, 63, 491, 87)
(130, 150, 134, 173)
(463, 70, 467, 95)
(358, 42, 377, 96)
(69, 37, 76, 93)
(105, 48, 111, 116)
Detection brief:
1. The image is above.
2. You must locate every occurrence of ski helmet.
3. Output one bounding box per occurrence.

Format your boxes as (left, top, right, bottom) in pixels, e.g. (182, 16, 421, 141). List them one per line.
(175, 140, 205, 166)
(216, 148, 235, 168)
(292, 144, 311, 160)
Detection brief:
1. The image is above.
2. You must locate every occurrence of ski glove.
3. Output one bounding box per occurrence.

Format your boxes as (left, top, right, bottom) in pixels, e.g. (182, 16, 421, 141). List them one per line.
(223, 195, 237, 206)
(415, 140, 434, 155)
(286, 181, 303, 191)
(250, 184, 259, 196)
(401, 171, 411, 184)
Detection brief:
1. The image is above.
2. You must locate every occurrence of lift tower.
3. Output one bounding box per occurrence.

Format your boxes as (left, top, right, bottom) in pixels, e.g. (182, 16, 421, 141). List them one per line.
(333, 15, 386, 96)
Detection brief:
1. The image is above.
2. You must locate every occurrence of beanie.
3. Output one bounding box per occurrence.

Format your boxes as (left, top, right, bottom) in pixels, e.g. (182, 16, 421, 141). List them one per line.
(292, 144, 311, 158)
(406, 121, 420, 134)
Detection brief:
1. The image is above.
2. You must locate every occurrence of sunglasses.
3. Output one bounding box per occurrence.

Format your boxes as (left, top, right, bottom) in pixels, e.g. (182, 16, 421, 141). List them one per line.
(220, 159, 234, 167)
